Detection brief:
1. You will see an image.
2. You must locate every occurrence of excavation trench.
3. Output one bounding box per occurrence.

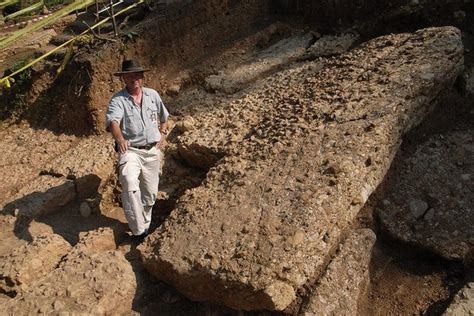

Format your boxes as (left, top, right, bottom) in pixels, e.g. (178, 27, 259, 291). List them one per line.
(1, 1, 473, 314)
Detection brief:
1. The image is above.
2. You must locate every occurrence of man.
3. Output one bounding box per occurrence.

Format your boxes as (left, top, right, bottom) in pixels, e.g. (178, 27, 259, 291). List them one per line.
(105, 59, 169, 238)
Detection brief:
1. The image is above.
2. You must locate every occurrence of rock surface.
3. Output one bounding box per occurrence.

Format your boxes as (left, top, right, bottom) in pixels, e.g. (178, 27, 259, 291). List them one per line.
(69, 227, 117, 256)
(205, 33, 315, 94)
(41, 134, 115, 200)
(0, 233, 71, 296)
(0, 250, 136, 314)
(301, 229, 376, 315)
(377, 130, 474, 260)
(443, 282, 474, 316)
(307, 33, 359, 58)
(1, 176, 76, 217)
(0, 134, 115, 217)
(139, 27, 464, 311)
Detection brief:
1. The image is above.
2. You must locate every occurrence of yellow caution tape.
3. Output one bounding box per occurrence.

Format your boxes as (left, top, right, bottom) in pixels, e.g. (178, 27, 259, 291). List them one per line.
(56, 40, 75, 77)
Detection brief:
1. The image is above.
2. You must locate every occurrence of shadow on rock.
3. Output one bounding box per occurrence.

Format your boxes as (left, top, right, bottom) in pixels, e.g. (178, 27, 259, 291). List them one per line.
(2, 174, 127, 246)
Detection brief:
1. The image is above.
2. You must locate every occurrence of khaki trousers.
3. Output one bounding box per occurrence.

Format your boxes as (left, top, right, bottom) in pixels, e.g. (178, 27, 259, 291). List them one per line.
(118, 146, 160, 235)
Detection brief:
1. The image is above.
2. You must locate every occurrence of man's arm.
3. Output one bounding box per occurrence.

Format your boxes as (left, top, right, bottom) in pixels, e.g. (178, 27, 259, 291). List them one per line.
(110, 121, 129, 154)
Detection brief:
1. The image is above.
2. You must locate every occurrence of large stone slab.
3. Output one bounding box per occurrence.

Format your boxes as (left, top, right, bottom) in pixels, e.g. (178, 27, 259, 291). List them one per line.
(301, 229, 376, 315)
(377, 130, 474, 260)
(0, 233, 71, 296)
(0, 250, 136, 314)
(140, 27, 464, 311)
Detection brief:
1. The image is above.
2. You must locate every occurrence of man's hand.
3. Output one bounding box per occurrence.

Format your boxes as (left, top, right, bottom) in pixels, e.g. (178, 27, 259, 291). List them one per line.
(110, 121, 128, 154)
(116, 138, 129, 154)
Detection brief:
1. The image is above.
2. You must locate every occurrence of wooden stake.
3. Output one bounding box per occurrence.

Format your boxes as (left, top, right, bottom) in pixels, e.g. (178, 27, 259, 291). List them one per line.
(110, 0, 118, 37)
(95, 0, 101, 35)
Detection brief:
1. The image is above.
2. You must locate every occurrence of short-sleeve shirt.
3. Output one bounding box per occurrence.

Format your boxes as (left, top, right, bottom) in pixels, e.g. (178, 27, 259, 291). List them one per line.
(105, 87, 169, 147)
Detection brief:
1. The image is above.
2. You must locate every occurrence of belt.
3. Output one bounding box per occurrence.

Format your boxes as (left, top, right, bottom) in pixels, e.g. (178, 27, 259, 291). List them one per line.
(131, 142, 156, 150)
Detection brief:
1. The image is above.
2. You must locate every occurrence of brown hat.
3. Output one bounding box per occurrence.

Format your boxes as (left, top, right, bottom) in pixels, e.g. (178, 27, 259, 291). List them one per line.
(114, 59, 150, 76)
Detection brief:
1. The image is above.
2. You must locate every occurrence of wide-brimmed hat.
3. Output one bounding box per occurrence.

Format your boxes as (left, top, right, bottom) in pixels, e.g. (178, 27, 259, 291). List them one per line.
(114, 59, 150, 76)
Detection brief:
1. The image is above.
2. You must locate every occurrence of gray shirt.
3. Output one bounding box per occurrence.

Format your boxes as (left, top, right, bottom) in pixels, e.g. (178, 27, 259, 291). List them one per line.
(105, 87, 169, 147)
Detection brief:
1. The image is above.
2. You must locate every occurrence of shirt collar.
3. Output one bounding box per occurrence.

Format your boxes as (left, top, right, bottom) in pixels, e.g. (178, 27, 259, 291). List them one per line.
(121, 87, 150, 99)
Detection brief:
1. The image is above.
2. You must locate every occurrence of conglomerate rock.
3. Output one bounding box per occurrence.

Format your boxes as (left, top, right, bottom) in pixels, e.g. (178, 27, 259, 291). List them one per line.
(0, 250, 136, 314)
(0, 233, 71, 296)
(139, 27, 463, 311)
(377, 130, 474, 260)
(301, 229, 376, 315)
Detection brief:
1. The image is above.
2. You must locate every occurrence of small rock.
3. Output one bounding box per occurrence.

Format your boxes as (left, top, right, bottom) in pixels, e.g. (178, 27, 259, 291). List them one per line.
(42, 5, 50, 15)
(13, 208, 19, 216)
(175, 118, 196, 133)
(166, 84, 180, 96)
(80, 202, 92, 217)
(424, 208, 435, 221)
(408, 199, 428, 218)
(461, 174, 471, 181)
(52, 299, 64, 311)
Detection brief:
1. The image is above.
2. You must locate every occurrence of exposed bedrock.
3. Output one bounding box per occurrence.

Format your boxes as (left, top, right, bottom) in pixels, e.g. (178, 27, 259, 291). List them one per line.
(139, 27, 464, 311)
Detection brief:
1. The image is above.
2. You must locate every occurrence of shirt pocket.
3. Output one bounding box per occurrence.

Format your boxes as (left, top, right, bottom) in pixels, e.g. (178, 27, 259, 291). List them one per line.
(147, 107, 159, 126)
(124, 114, 142, 136)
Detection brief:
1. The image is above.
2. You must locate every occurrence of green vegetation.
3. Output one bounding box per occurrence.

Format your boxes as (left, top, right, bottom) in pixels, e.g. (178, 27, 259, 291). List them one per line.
(1, 59, 33, 119)
(4, 59, 32, 86)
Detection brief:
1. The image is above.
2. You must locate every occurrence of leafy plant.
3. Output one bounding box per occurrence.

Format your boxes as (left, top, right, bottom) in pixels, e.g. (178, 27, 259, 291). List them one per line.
(1, 59, 32, 119)
(5, 59, 32, 85)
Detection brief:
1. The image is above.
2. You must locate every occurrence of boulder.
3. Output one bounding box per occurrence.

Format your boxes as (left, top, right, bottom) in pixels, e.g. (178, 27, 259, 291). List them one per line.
(377, 131, 474, 260)
(0, 233, 71, 296)
(140, 27, 463, 311)
(301, 229, 376, 315)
